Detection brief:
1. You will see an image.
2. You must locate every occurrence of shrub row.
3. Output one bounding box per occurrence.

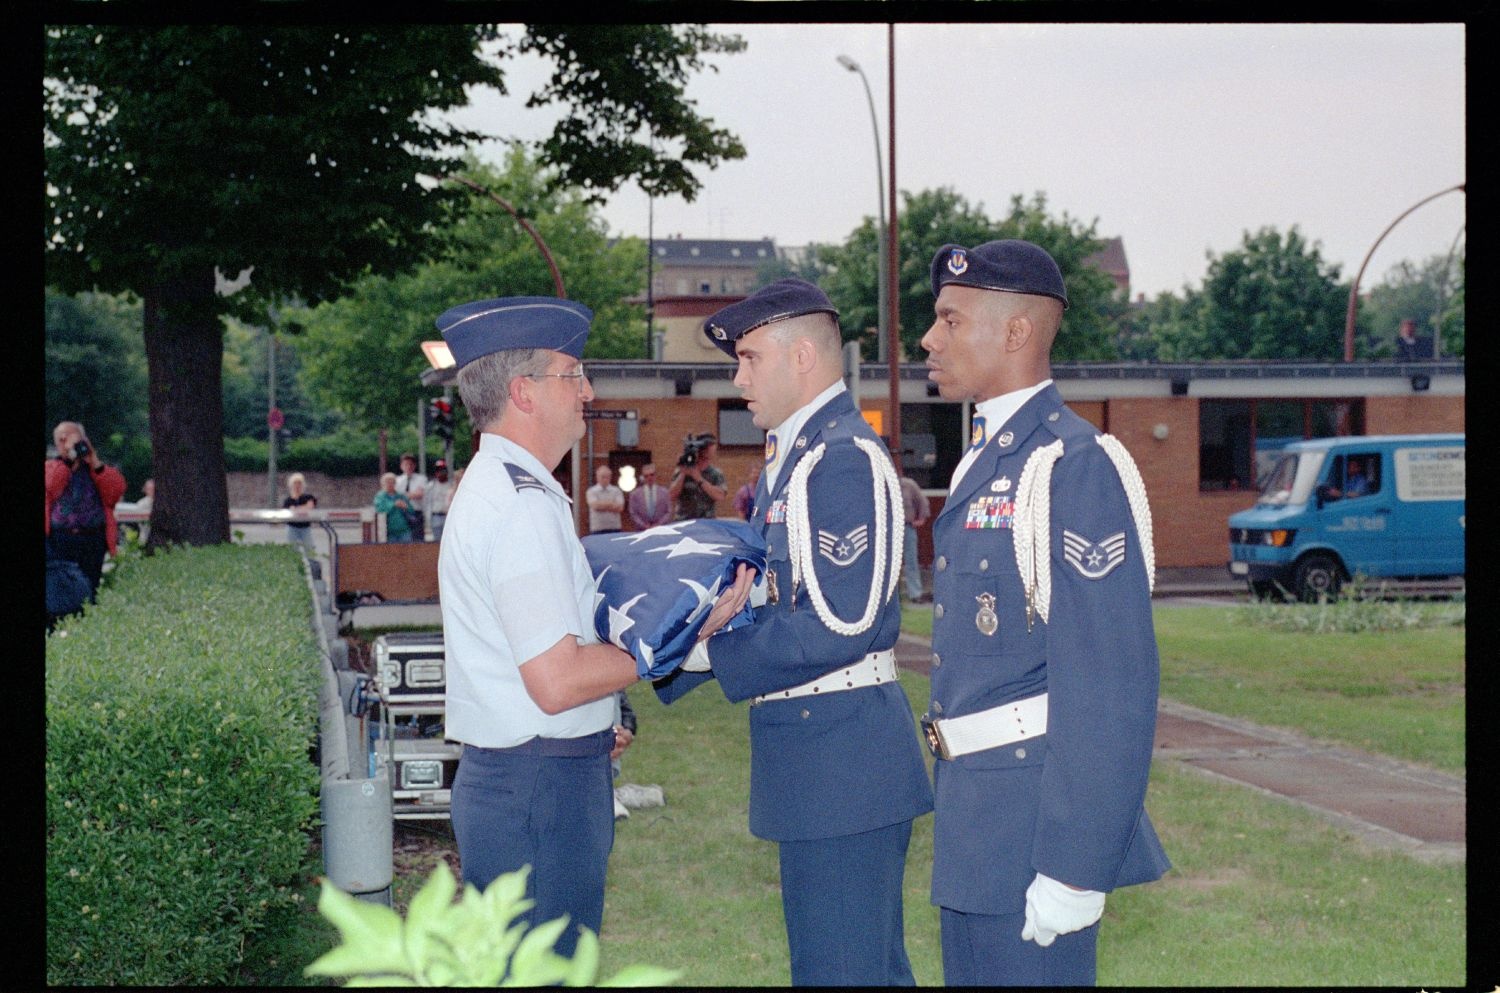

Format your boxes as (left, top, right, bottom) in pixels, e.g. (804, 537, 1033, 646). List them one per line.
(46, 543, 323, 985)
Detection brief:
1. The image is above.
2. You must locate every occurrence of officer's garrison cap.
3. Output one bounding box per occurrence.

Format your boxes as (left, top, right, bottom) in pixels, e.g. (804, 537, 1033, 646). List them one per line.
(436, 296, 593, 370)
(701, 278, 839, 358)
(929, 239, 1069, 309)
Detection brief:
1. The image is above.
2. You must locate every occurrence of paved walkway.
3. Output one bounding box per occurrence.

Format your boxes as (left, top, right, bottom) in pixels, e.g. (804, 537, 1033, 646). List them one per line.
(893, 632, 1464, 864)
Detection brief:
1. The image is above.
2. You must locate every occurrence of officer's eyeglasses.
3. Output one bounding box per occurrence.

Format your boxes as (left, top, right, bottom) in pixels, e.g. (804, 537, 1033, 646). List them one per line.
(527, 364, 588, 386)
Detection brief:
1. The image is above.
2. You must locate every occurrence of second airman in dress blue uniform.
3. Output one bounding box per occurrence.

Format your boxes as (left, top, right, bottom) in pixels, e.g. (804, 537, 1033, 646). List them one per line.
(920, 241, 1171, 986)
(654, 279, 934, 986)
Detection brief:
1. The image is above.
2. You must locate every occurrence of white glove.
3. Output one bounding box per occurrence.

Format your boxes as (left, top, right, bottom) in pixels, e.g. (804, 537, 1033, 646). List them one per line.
(1020, 872, 1106, 947)
(680, 640, 712, 672)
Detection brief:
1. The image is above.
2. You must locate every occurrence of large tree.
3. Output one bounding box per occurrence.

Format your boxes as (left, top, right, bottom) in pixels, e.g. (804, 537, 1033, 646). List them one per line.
(1166, 226, 1348, 360)
(294, 149, 648, 432)
(44, 24, 745, 547)
(818, 189, 1117, 361)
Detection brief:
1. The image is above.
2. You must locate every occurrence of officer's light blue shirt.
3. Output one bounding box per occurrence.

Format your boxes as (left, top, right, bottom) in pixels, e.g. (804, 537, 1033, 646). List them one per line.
(440, 433, 614, 747)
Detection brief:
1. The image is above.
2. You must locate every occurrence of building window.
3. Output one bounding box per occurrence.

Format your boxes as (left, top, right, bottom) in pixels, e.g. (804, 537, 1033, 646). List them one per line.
(699, 281, 712, 294)
(1199, 398, 1364, 491)
(717, 399, 764, 447)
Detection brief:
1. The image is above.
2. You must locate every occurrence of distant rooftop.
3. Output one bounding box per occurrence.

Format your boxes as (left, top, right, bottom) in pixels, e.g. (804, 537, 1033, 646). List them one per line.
(646, 237, 778, 267)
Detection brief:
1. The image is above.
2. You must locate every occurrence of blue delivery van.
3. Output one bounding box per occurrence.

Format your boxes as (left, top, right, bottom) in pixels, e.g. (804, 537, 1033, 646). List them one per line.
(1227, 434, 1464, 600)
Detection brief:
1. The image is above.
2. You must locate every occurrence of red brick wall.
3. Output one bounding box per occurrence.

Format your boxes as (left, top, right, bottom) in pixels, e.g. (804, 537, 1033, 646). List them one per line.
(1365, 395, 1465, 435)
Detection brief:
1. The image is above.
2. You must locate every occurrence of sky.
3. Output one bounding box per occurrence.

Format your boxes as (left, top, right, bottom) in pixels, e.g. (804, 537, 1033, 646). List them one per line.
(448, 22, 1466, 302)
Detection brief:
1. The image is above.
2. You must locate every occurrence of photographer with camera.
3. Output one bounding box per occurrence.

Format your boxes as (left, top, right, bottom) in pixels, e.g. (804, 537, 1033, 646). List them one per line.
(667, 432, 727, 520)
(45, 420, 127, 602)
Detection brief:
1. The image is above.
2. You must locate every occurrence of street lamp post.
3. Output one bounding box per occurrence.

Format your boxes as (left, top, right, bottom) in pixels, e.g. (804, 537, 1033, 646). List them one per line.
(837, 54, 888, 366)
(1343, 183, 1464, 361)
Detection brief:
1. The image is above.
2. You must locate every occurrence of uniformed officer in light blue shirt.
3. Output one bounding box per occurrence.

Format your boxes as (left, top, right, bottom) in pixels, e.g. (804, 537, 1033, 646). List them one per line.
(654, 279, 934, 986)
(920, 242, 1171, 986)
(436, 296, 753, 960)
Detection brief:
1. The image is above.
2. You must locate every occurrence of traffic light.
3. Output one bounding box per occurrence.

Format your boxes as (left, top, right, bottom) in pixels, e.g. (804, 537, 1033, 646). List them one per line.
(429, 398, 454, 442)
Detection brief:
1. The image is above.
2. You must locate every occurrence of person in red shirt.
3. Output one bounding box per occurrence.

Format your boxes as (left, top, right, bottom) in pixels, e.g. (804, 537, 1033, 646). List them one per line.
(45, 421, 127, 597)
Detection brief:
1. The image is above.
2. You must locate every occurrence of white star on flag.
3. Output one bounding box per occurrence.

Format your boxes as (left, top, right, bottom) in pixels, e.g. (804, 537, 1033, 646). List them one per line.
(607, 592, 648, 647)
(646, 535, 732, 559)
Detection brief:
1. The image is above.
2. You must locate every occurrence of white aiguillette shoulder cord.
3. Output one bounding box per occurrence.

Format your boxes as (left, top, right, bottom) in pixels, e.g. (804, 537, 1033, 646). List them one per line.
(785, 436, 904, 636)
(1013, 434, 1155, 629)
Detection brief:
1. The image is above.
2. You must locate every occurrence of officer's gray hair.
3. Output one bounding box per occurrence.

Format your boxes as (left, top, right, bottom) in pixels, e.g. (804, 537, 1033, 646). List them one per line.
(456, 348, 553, 431)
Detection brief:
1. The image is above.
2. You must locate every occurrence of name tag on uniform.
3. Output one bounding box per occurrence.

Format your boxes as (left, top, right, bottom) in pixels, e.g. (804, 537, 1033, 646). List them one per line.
(965, 496, 1015, 529)
(764, 500, 787, 525)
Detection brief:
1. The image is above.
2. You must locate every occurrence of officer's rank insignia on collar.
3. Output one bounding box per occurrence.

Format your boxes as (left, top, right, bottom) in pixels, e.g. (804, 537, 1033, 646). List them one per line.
(947, 248, 968, 275)
(504, 462, 547, 492)
(1062, 529, 1127, 579)
(817, 525, 869, 566)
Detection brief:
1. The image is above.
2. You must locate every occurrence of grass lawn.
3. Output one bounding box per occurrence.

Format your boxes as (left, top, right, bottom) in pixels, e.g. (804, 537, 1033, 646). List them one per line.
(248, 608, 1466, 985)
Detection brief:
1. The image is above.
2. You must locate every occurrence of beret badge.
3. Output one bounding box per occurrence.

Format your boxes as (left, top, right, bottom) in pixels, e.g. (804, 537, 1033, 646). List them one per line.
(946, 249, 969, 276)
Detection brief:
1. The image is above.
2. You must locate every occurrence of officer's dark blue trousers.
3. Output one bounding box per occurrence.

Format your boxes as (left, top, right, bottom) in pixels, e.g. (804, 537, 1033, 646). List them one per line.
(940, 906, 1098, 987)
(777, 818, 917, 986)
(451, 733, 614, 960)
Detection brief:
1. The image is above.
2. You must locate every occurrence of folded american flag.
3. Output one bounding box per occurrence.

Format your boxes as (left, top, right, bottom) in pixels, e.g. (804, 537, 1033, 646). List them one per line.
(582, 519, 766, 679)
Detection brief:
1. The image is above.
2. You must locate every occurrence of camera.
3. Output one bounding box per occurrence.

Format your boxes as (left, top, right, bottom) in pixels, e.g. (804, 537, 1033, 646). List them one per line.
(73, 440, 91, 460)
(677, 433, 715, 468)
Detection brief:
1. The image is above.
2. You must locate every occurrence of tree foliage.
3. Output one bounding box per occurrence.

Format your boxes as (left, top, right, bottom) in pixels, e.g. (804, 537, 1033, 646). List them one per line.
(1357, 249, 1465, 359)
(1158, 226, 1349, 361)
(294, 150, 647, 432)
(817, 189, 1117, 361)
(43, 24, 745, 546)
(44, 289, 148, 447)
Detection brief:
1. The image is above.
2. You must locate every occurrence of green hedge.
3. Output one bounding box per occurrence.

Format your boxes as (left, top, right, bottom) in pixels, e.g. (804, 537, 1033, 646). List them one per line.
(46, 544, 323, 985)
(224, 427, 472, 477)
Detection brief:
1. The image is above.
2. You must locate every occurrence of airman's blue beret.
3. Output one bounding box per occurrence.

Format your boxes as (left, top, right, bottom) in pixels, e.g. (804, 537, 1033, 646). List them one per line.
(929, 240, 1069, 309)
(701, 278, 839, 358)
(436, 296, 593, 369)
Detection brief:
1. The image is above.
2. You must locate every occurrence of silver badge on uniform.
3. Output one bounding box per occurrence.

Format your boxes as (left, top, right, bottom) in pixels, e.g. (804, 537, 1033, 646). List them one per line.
(1062, 529, 1127, 579)
(975, 592, 999, 636)
(991, 476, 1012, 493)
(997, 431, 1014, 447)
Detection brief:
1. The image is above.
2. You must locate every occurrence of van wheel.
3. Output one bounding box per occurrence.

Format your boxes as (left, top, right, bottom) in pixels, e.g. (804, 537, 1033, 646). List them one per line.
(1294, 554, 1343, 602)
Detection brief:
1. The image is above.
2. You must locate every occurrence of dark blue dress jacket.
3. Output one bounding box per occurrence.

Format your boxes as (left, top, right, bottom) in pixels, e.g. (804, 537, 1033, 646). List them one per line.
(927, 384, 1171, 914)
(654, 391, 934, 842)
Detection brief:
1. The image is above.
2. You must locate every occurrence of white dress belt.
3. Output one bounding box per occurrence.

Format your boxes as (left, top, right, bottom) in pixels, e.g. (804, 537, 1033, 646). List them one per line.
(922, 692, 1048, 760)
(751, 649, 899, 705)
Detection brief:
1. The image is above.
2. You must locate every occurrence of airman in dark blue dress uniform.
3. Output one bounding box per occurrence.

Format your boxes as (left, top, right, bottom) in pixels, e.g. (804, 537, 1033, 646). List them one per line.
(654, 279, 934, 986)
(919, 241, 1171, 986)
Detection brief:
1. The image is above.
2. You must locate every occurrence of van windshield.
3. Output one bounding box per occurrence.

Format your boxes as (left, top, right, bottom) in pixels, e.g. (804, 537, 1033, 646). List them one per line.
(1256, 450, 1326, 507)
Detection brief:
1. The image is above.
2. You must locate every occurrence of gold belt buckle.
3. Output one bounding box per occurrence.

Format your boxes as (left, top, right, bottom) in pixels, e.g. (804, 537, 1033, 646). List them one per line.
(921, 717, 951, 761)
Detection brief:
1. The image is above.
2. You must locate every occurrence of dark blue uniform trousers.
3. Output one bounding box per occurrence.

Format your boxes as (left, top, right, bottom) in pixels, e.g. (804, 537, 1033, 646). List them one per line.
(450, 734, 615, 960)
(940, 906, 1098, 987)
(777, 819, 917, 986)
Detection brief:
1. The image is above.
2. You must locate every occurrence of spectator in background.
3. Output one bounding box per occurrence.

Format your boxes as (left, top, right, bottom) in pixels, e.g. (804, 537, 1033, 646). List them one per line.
(426, 459, 454, 542)
(897, 464, 931, 603)
(282, 472, 318, 552)
(136, 478, 155, 514)
(668, 433, 727, 520)
(394, 452, 428, 541)
(45, 420, 127, 598)
(585, 463, 625, 534)
(1395, 318, 1429, 361)
(627, 463, 671, 531)
(374, 472, 414, 543)
(732, 464, 761, 522)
